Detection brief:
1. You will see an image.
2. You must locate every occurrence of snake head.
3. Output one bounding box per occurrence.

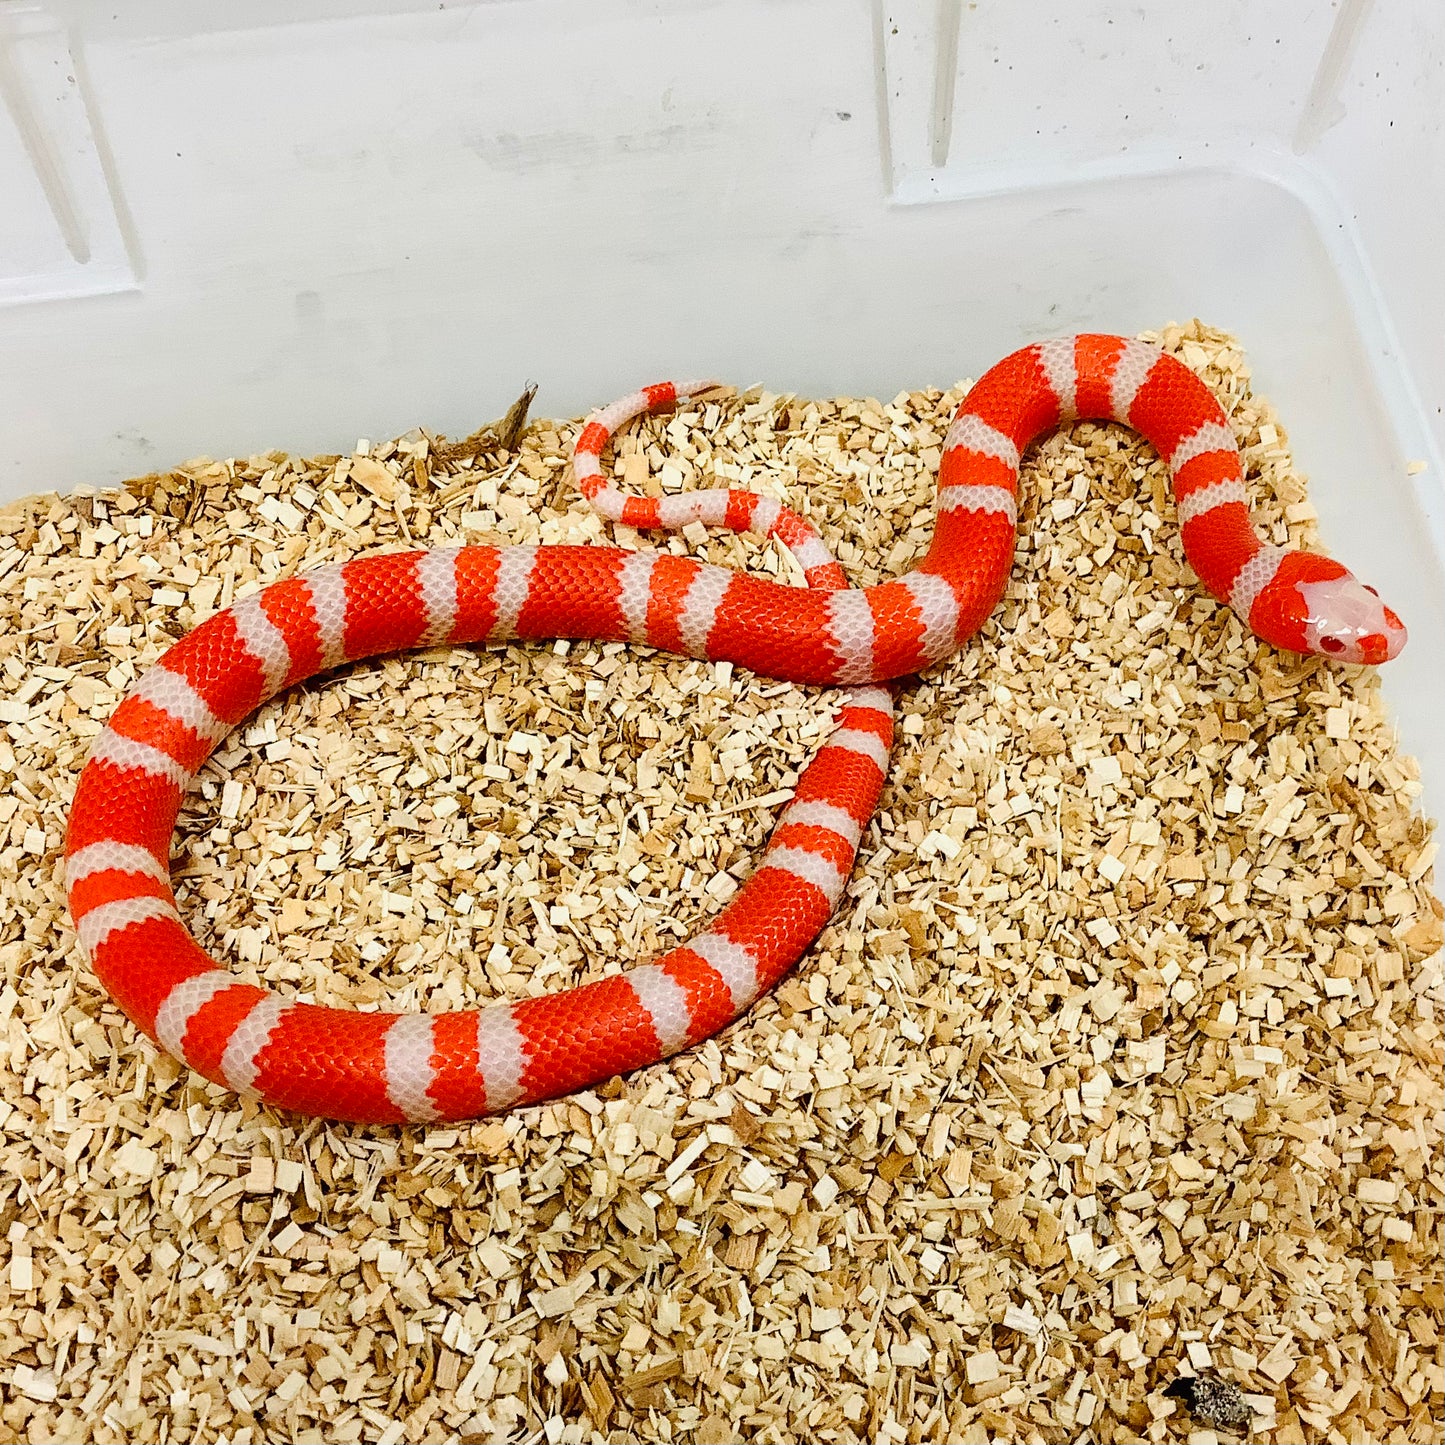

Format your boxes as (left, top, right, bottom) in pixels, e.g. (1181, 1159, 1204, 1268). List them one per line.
(1298, 573, 1407, 665)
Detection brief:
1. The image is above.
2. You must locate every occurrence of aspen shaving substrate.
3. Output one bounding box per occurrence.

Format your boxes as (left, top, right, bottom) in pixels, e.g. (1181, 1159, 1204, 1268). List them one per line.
(0, 322, 1440, 1445)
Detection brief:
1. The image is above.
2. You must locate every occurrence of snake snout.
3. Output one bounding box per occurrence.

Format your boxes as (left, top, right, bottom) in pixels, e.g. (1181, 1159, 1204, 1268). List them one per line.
(1300, 573, 1406, 665)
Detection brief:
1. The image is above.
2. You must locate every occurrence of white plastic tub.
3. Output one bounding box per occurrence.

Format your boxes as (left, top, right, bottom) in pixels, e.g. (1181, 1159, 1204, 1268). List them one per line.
(2, 0, 1442, 809)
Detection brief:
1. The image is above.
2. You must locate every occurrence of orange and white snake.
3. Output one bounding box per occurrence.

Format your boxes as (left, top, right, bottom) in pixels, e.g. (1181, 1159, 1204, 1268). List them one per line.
(65, 336, 1405, 1122)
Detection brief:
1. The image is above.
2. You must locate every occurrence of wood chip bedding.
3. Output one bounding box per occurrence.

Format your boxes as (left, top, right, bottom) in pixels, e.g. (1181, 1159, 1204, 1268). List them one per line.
(0, 321, 1440, 1444)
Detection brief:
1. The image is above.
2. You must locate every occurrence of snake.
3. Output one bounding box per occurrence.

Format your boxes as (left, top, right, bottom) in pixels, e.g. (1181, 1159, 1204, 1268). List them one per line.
(64, 335, 1407, 1123)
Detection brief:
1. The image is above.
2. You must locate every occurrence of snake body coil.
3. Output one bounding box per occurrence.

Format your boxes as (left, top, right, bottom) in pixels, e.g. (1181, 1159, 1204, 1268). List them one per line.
(64, 337, 1406, 1122)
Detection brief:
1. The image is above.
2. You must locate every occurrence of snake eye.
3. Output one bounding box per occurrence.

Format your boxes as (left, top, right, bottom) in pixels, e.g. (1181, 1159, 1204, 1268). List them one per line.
(1320, 636, 1345, 654)
(1364, 585, 1380, 597)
